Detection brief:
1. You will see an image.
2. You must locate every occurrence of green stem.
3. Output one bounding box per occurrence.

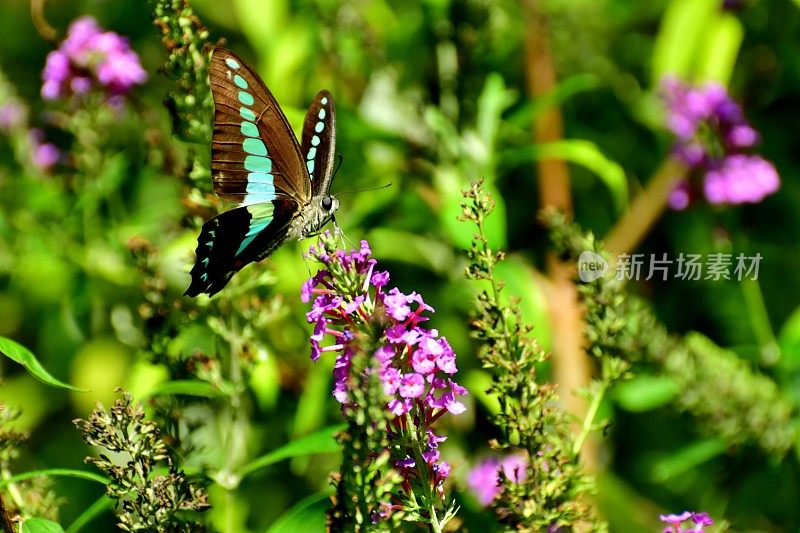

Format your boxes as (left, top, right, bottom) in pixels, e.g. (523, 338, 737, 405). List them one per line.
(405, 414, 443, 533)
(220, 313, 246, 533)
(741, 278, 779, 364)
(572, 380, 607, 457)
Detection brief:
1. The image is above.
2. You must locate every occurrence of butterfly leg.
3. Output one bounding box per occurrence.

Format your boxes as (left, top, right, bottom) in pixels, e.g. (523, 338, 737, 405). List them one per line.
(332, 217, 356, 250)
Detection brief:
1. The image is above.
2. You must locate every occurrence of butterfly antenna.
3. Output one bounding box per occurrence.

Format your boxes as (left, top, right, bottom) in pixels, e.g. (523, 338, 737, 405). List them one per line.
(335, 181, 393, 196)
(332, 154, 344, 179)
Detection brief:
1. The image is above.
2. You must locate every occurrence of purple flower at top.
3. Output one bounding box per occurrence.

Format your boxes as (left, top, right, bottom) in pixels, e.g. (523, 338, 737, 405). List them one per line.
(41, 16, 146, 101)
(660, 77, 779, 208)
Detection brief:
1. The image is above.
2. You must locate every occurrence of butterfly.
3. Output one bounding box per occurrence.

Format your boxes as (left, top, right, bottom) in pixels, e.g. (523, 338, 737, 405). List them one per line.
(185, 48, 340, 297)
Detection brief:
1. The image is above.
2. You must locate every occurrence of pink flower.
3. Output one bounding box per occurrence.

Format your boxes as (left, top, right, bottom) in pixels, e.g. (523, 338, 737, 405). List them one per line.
(661, 77, 779, 209)
(399, 373, 425, 398)
(41, 16, 146, 101)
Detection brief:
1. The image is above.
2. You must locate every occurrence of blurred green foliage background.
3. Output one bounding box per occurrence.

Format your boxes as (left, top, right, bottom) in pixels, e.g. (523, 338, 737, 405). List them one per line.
(1, 0, 799, 531)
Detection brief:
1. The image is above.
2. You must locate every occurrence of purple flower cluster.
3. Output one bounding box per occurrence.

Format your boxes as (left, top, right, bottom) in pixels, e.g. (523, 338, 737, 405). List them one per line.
(661, 77, 779, 208)
(41, 16, 147, 101)
(302, 236, 467, 499)
(660, 511, 714, 532)
(467, 453, 528, 506)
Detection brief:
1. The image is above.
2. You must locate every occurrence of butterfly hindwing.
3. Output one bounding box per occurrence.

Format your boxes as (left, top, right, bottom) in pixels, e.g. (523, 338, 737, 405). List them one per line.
(184, 199, 298, 297)
(300, 90, 337, 197)
(209, 48, 311, 206)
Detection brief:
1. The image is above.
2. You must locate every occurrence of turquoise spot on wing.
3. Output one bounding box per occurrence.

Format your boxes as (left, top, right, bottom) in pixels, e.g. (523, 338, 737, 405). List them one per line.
(314, 121, 324, 133)
(234, 75, 248, 89)
(225, 58, 240, 69)
(241, 121, 259, 137)
(311, 135, 320, 147)
(307, 160, 315, 174)
(201, 273, 208, 281)
(307, 147, 317, 160)
(321, 96, 329, 105)
(247, 172, 274, 184)
(246, 180, 275, 196)
(240, 107, 256, 121)
(246, 219, 271, 237)
(202, 257, 210, 266)
(318, 108, 326, 119)
(243, 138, 268, 156)
(238, 91, 255, 106)
(236, 216, 273, 256)
(244, 155, 272, 173)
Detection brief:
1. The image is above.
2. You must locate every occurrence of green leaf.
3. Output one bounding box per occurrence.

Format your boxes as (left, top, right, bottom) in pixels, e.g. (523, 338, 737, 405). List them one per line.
(22, 518, 65, 533)
(292, 361, 330, 437)
(502, 140, 628, 213)
(508, 74, 601, 128)
(612, 375, 679, 412)
(266, 489, 332, 533)
(463, 370, 499, 415)
(0, 468, 108, 488)
(778, 305, 800, 372)
(695, 12, 743, 84)
(435, 166, 508, 252)
(651, 0, 718, 82)
(651, 438, 727, 482)
(237, 424, 344, 480)
(143, 380, 221, 399)
(0, 336, 86, 392)
(65, 495, 112, 533)
(476, 73, 517, 150)
(367, 228, 457, 276)
(494, 256, 552, 352)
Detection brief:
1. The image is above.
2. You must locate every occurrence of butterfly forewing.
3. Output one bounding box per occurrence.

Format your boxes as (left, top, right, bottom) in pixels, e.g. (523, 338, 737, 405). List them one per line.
(300, 90, 337, 197)
(209, 48, 311, 205)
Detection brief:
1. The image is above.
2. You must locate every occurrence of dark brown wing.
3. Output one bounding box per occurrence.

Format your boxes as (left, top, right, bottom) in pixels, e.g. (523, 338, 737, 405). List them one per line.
(299, 90, 337, 198)
(208, 47, 311, 205)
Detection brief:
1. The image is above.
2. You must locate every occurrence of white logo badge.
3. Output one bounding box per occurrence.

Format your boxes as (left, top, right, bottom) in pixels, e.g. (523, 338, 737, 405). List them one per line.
(578, 251, 608, 282)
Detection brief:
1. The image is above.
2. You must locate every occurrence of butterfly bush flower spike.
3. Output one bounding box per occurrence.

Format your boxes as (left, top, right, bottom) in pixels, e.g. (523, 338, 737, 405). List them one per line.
(303, 232, 466, 527)
(661, 77, 779, 208)
(41, 16, 147, 101)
